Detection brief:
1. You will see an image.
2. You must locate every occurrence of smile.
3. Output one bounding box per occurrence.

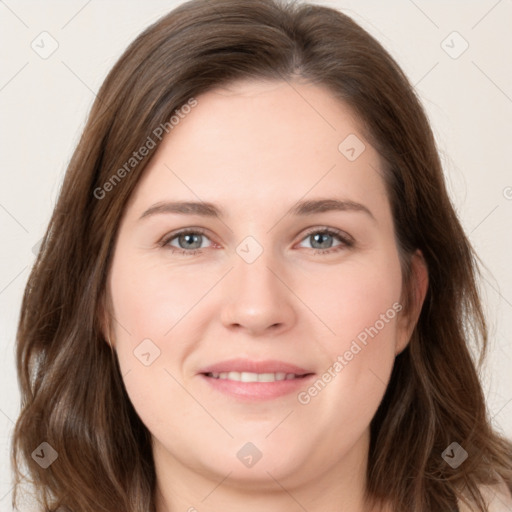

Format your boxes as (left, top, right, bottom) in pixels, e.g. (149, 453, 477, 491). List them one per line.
(205, 371, 307, 382)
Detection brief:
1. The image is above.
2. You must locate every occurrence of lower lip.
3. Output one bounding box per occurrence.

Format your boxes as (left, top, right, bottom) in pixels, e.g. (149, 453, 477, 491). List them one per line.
(199, 374, 315, 401)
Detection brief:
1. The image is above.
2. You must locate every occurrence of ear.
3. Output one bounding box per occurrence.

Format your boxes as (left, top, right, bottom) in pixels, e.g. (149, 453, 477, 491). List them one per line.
(395, 249, 428, 356)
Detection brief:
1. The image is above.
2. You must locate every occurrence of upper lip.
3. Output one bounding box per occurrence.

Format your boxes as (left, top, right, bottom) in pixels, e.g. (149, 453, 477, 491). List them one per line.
(198, 358, 313, 376)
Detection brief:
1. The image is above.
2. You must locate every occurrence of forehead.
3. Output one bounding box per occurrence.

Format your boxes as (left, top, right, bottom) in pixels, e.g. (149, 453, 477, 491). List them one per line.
(124, 79, 389, 220)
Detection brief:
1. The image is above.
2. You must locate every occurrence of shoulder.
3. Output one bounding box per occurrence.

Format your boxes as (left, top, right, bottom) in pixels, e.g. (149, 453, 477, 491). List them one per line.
(457, 481, 512, 512)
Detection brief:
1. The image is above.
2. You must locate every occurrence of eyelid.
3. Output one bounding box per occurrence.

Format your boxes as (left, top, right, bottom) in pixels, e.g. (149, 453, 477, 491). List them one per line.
(158, 226, 213, 247)
(298, 225, 354, 245)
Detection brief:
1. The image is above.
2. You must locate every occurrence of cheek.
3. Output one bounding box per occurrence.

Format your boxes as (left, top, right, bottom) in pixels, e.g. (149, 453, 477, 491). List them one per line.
(108, 254, 218, 345)
(106, 255, 197, 403)
(305, 250, 403, 349)
(107, 256, 224, 414)
(107, 257, 204, 439)
(295, 252, 402, 418)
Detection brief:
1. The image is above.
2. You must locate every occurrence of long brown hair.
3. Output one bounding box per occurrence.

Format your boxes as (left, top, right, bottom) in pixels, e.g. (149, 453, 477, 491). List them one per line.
(12, 0, 512, 511)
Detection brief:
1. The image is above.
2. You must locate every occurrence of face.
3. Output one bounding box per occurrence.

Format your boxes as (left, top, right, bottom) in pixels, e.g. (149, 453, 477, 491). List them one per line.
(104, 79, 424, 493)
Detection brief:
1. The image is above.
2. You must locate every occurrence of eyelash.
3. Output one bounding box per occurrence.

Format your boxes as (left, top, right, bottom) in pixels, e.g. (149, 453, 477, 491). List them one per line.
(159, 226, 354, 257)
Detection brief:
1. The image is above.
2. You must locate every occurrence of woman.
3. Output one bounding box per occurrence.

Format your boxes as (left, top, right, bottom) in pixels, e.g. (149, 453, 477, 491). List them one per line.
(11, 0, 512, 511)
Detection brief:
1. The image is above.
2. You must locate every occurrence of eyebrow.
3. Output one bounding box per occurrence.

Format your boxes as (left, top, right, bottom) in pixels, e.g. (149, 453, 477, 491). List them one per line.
(138, 198, 375, 222)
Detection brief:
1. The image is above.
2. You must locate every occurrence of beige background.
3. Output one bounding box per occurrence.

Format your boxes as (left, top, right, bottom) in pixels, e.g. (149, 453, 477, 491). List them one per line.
(1, 0, 511, 509)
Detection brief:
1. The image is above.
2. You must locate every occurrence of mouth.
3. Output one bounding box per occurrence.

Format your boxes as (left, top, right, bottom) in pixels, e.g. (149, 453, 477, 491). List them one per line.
(198, 359, 315, 400)
(204, 371, 311, 382)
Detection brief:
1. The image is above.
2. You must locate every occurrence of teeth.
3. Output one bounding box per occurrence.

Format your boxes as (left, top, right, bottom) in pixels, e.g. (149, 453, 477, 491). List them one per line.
(208, 371, 300, 382)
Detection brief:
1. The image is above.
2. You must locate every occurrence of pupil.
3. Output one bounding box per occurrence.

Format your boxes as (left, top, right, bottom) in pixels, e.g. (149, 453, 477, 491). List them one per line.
(180, 233, 201, 249)
(313, 233, 332, 249)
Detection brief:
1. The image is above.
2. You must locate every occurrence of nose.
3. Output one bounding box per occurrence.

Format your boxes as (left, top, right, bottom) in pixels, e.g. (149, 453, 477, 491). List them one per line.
(220, 245, 296, 337)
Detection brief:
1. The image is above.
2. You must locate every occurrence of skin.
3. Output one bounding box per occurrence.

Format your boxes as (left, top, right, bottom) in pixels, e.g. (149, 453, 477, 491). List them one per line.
(103, 79, 428, 512)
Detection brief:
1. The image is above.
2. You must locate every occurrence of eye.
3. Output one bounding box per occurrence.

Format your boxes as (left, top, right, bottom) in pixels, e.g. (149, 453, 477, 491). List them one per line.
(297, 227, 354, 255)
(159, 226, 354, 257)
(160, 228, 213, 256)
